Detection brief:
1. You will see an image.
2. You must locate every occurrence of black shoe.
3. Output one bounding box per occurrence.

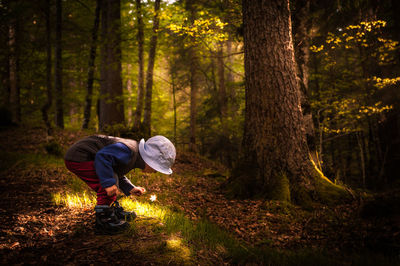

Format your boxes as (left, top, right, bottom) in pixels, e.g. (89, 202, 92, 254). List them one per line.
(112, 200, 137, 221)
(94, 205, 129, 235)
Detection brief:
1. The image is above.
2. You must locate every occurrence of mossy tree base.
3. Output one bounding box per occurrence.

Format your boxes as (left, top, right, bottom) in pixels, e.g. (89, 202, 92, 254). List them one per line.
(226, 158, 351, 208)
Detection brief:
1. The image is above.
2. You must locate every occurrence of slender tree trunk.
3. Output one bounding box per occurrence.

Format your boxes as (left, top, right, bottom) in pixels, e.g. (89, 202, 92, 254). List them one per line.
(217, 42, 231, 166)
(99, 0, 108, 130)
(133, 0, 145, 131)
(82, 0, 101, 129)
(226, 39, 235, 100)
(357, 132, 366, 189)
(228, 0, 348, 204)
(217, 42, 227, 121)
(54, 0, 64, 128)
(41, 0, 53, 135)
(172, 75, 177, 144)
(126, 63, 133, 126)
(142, 0, 161, 137)
(9, 16, 20, 124)
(187, 0, 198, 152)
(99, 0, 124, 131)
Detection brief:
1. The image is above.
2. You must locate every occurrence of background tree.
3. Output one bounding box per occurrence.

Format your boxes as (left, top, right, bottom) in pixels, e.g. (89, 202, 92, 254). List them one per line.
(41, 0, 53, 135)
(142, 0, 161, 137)
(133, 0, 145, 132)
(82, 0, 101, 129)
(99, 0, 125, 131)
(8, 0, 21, 125)
(54, 0, 63, 128)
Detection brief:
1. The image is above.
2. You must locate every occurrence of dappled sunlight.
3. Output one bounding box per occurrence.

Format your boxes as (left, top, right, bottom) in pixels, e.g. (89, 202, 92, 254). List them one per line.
(119, 197, 168, 220)
(52, 192, 96, 209)
(166, 235, 191, 259)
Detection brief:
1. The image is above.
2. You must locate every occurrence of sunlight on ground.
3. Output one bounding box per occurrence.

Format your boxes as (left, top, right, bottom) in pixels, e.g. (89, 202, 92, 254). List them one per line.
(166, 235, 191, 259)
(51, 191, 193, 263)
(119, 197, 167, 219)
(52, 192, 96, 208)
(51, 191, 167, 219)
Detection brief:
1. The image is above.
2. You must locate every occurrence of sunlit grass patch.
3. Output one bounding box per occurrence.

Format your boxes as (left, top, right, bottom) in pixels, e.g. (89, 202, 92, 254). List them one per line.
(166, 235, 191, 260)
(52, 191, 96, 208)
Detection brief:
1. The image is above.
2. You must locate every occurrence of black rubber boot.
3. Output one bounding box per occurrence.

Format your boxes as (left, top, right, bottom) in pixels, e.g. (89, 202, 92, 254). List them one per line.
(94, 205, 129, 235)
(112, 200, 137, 221)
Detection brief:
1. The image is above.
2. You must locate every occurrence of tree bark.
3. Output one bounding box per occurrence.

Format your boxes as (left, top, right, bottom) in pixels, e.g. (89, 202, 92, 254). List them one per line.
(133, 0, 145, 132)
(126, 63, 133, 126)
(292, 0, 315, 151)
(226, 39, 237, 114)
(41, 0, 53, 135)
(54, 0, 64, 128)
(228, 0, 348, 205)
(99, 0, 125, 131)
(82, 0, 101, 129)
(9, 15, 20, 124)
(186, 0, 198, 153)
(217, 42, 227, 122)
(142, 0, 161, 138)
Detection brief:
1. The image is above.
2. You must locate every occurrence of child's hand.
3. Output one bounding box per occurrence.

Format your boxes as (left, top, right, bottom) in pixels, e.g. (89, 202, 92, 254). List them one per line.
(105, 185, 119, 196)
(130, 187, 146, 196)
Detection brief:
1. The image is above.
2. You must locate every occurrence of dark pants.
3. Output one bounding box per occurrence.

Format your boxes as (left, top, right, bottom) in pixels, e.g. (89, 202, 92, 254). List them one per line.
(64, 160, 116, 205)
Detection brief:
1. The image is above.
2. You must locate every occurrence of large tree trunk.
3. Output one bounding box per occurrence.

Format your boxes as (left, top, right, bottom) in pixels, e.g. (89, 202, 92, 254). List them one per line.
(54, 0, 64, 128)
(142, 0, 161, 138)
(41, 0, 53, 135)
(99, 0, 125, 131)
(228, 0, 348, 205)
(133, 0, 145, 132)
(82, 0, 101, 129)
(8, 15, 20, 124)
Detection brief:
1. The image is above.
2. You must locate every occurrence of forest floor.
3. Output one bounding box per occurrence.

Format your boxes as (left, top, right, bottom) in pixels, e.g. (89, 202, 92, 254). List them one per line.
(0, 127, 399, 265)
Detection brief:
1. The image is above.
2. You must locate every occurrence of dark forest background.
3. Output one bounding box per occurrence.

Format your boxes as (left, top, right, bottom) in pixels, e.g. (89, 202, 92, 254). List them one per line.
(1, 0, 399, 193)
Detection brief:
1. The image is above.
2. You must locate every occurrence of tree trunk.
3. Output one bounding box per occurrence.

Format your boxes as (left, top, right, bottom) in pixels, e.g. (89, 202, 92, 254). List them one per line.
(172, 73, 177, 144)
(126, 63, 133, 126)
(217, 42, 231, 166)
(292, 0, 315, 151)
(99, 0, 125, 131)
(9, 15, 20, 124)
(217, 42, 227, 122)
(82, 0, 101, 129)
(142, 0, 161, 138)
(54, 0, 64, 128)
(357, 132, 367, 189)
(226, 39, 234, 97)
(228, 0, 348, 205)
(187, 0, 198, 153)
(133, 0, 145, 132)
(41, 0, 53, 135)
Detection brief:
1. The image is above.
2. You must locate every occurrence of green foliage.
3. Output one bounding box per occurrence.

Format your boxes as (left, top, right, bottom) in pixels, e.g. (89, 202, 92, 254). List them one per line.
(165, 7, 228, 46)
(310, 20, 398, 135)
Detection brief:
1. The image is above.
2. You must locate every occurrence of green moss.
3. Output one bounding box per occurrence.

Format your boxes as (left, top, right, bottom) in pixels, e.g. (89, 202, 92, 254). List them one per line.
(269, 171, 291, 202)
(291, 186, 314, 210)
(312, 168, 352, 205)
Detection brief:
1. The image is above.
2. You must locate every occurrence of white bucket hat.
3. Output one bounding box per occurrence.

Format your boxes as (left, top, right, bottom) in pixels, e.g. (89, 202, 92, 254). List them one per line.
(139, 135, 176, 175)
